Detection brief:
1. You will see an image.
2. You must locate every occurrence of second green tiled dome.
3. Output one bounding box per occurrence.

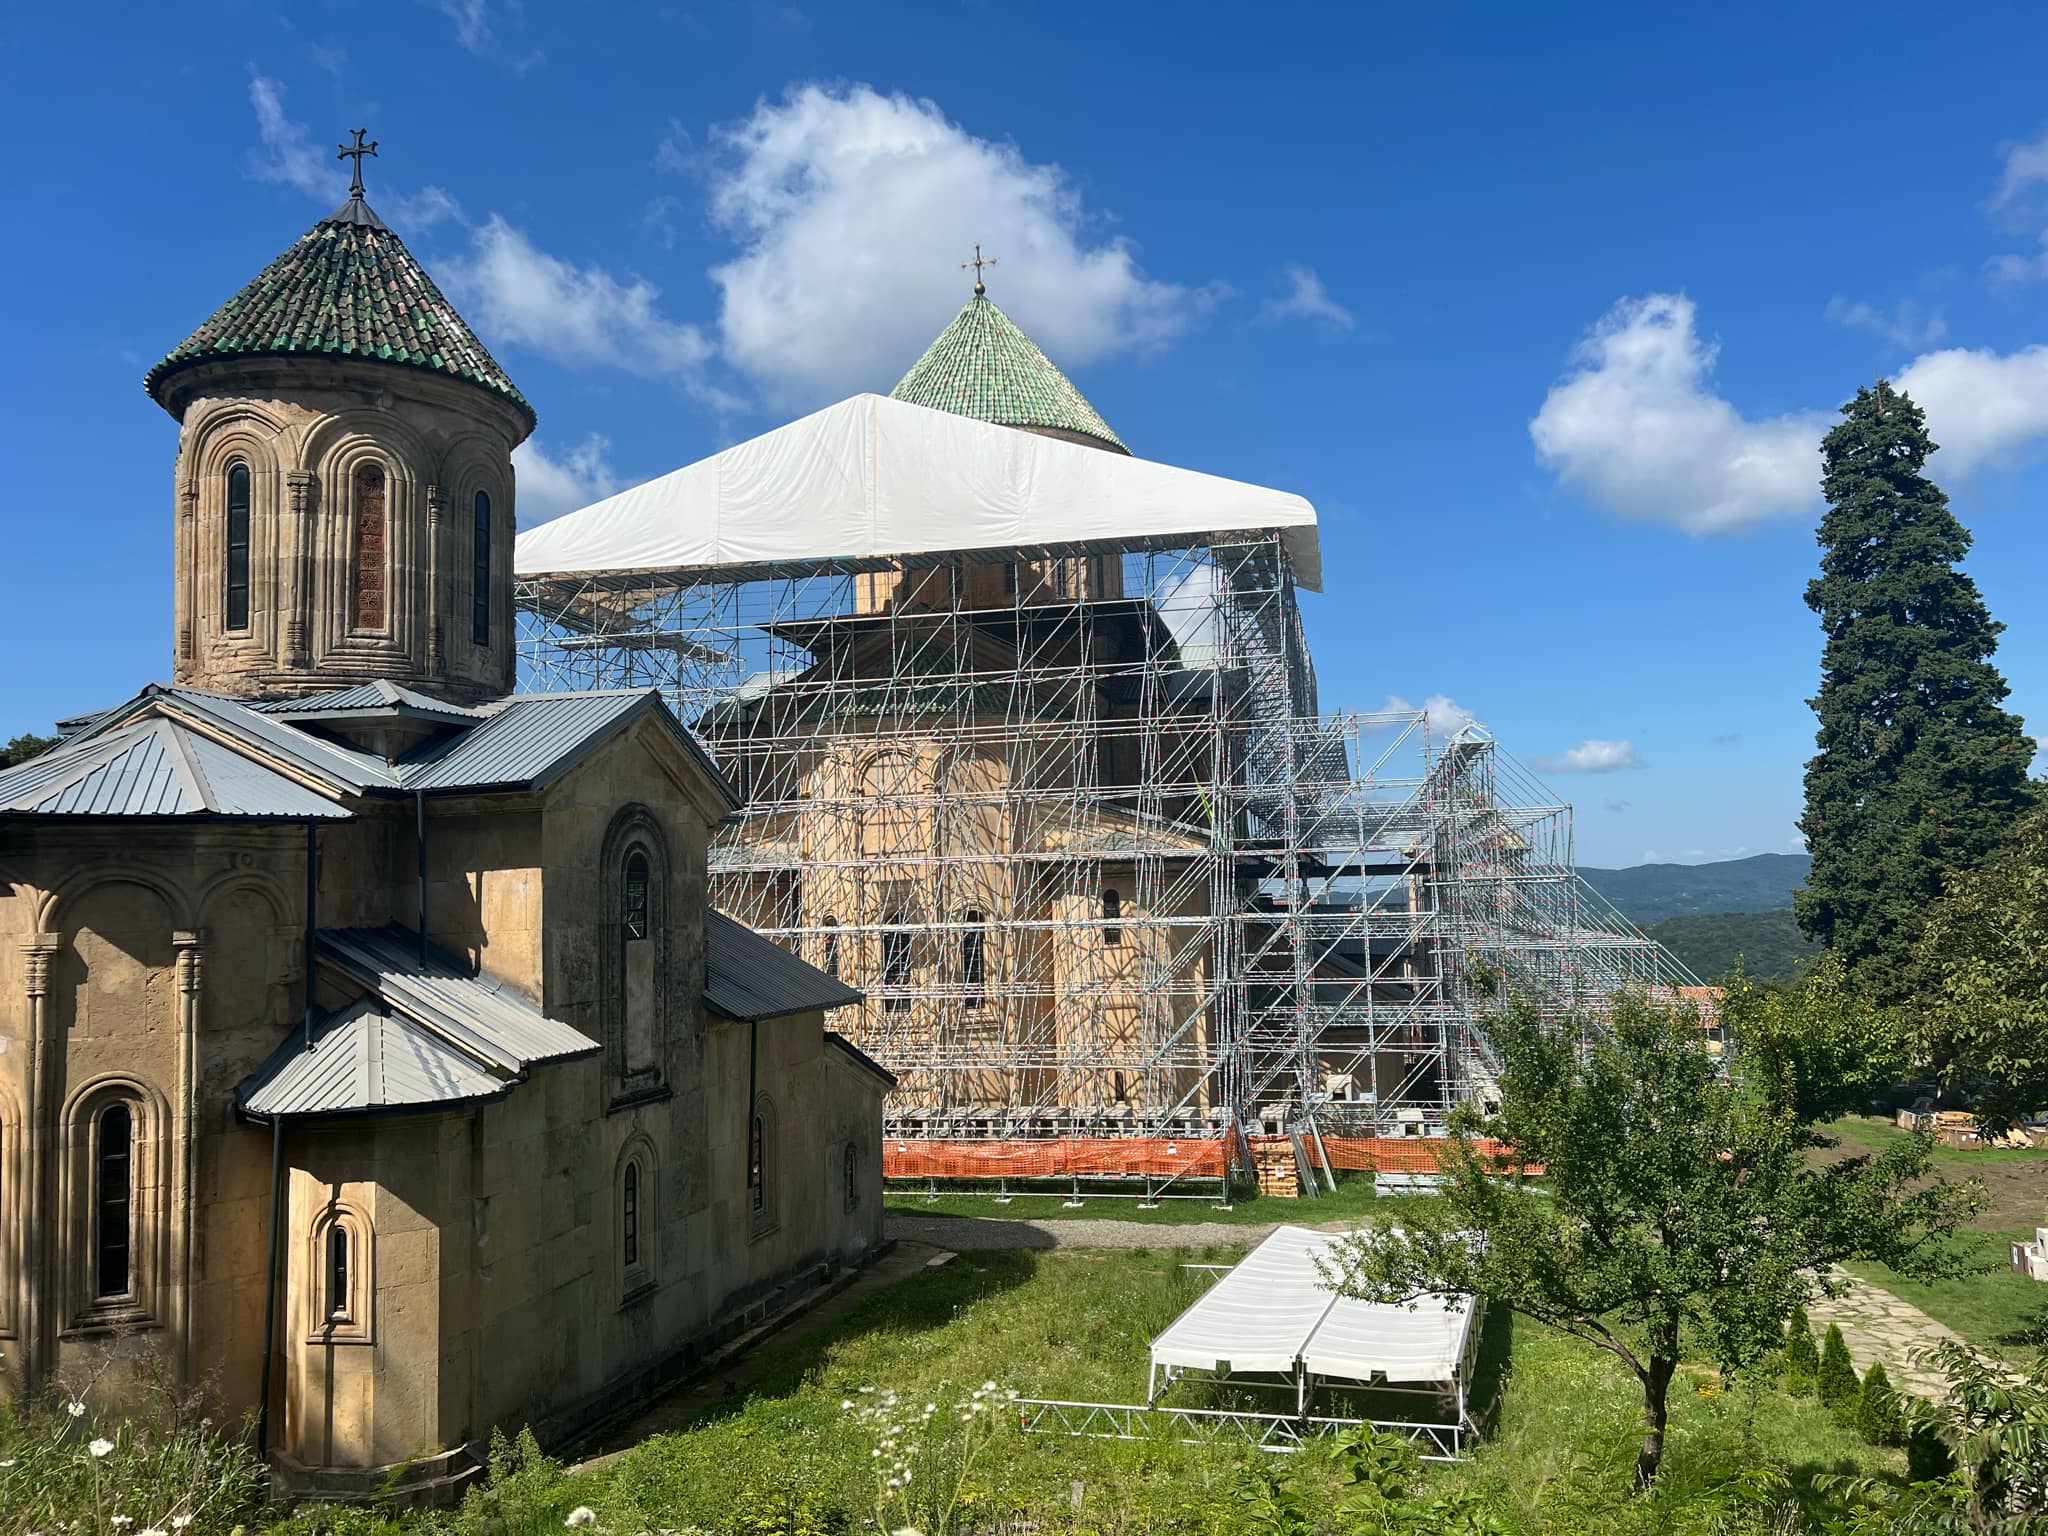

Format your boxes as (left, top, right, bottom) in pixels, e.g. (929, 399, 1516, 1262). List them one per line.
(889, 295, 1128, 455)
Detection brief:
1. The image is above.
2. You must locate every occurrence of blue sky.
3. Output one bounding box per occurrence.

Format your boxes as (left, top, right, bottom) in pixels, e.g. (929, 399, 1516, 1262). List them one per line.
(6, 1, 2047, 867)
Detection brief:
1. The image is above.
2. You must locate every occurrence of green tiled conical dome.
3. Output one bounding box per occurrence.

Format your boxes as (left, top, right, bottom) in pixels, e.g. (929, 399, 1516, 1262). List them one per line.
(890, 294, 1128, 454)
(145, 196, 533, 429)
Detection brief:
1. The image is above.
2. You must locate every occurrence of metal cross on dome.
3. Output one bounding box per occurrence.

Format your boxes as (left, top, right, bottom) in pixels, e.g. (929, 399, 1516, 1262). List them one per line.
(961, 243, 998, 296)
(338, 129, 379, 200)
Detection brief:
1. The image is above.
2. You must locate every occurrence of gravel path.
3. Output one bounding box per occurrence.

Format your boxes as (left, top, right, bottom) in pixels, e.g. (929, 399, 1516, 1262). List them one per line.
(884, 1210, 1356, 1250)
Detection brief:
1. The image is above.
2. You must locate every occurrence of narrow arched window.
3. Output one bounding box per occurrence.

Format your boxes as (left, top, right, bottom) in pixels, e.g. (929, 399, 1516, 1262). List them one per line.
(95, 1103, 132, 1300)
(327, 1224, 351, 1321)
(749, 1114, 767, 1214)
(843, 1144, 860, 1212)
(961, 911, 986, 1009)
(225, 463, 251, 631)
(1101, 888, 1123, 946)
(621, 1161, 640, 1267)
(623, 851, 650, 942)
(821, 917, 840, 980)
(881, 923, 912, 1012)
(352, 461, 387, 630)
(472, 490, 492, 646)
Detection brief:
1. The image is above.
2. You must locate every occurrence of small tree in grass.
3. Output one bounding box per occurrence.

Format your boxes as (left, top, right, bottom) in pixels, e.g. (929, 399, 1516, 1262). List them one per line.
(1784, 1304, 1820, 1397)
(1819, 1323, 1861, 1415)
(1325, 990, 1975, 1491)
(1856, 1359, 1904, 1447)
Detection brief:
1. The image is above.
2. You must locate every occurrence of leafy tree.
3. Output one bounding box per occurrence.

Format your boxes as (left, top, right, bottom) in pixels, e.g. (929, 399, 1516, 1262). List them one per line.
(0, 731, 56, 769)
(1784, 1304, 1820, 1398)
(1818, 1323, 1860, 1414)
(1856, 1359, 1905, 1447)
(1325, 991, 1973, 1491)
(1721, 955, 1911, 1123)
(1920, 803, 2048, 1132)
(1797, 380, 2035, 1006)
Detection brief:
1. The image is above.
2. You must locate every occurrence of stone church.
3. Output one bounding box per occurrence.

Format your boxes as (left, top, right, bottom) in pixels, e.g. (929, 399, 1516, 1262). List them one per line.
(0, 153, 889, 1496)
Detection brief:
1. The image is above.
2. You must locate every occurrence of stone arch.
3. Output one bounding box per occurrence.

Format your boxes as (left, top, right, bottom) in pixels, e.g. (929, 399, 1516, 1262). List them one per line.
(38, 862, 194, 936)
(614, 1131, 660, 1300)
(304, 1196, 373, 1345)
(305, 412, 430, 661)
(58, 1073, 172, 1330)
(599, 804, 672, 1106)
(748, 1093, 779, 1235)
(200, 873, 297, 1056)
(440, 439, 508, 657)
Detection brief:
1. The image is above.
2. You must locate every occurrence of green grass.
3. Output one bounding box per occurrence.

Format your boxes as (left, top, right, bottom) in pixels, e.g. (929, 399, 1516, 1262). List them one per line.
(1818, 1113, 2048, 1174)
(1843, 1228, 2047, 1363)
(886, 1169, 1411, 1225)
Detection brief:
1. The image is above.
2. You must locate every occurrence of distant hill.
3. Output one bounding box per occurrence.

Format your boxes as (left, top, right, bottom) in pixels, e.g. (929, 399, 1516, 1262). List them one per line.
(1580, 852, 1811, 925)
(1644, 909, 1818, 985)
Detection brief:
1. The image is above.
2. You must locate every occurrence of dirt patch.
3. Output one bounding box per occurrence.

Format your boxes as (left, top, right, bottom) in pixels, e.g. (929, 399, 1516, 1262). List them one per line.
(1812, 1121, 2048, 1229)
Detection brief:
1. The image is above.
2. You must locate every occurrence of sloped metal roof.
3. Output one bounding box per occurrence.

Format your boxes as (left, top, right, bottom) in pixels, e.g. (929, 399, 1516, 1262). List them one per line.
(252, 680, 487, 724)
(704, 910, 863, 1021)
(238, 997, 509, 1116)
(318, 926, 598, 1073)
(0, 715, 349, 820)
(825, 1030, 897, 1086)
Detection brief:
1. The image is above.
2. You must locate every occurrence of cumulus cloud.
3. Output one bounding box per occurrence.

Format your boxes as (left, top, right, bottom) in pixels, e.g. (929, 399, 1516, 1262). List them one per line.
(1825, 295, 1947, 351)
(1260, 265, 1355, 331)
(1986, 129, 2048, 281)
(444, 217, 731, 403)
(1895, 344, 2048, 474)
(513, 436, 622, 526)
(246, 73, 344, 200)
(706, 84, 1218, 407)
(1530, 739, 1642, 774)
(1381, 694, 1478, 736)
(1530, 294, 1827, 533)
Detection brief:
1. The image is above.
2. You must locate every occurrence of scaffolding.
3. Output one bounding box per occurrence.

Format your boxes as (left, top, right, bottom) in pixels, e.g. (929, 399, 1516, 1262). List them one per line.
(518, 528, 1695, 1181)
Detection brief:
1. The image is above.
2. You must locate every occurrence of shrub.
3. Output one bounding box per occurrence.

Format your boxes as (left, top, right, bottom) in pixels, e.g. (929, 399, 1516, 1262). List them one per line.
(1854, 1360, 1904, 1447)
(1783, 1304, 1820, 1397)
(1817, 1323, 1860, 1413)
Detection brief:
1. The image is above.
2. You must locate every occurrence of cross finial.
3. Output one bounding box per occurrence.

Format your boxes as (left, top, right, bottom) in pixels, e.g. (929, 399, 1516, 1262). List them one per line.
(338, 129, 379, 201)
(961, 243, 997, 297)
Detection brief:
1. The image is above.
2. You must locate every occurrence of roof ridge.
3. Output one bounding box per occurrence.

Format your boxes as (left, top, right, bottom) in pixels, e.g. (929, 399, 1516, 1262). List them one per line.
(150, 715, 219, 813)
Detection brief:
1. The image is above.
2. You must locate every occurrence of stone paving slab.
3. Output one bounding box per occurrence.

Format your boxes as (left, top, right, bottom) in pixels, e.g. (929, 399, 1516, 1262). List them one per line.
(1806, 1265, 1969, 1399)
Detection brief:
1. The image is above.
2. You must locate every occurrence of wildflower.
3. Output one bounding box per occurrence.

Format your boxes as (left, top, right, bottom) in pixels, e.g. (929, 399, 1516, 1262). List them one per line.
(840, 1399, 853, 1410)
(66, 1401, 86, 1418)
(887, 1477, 902, 1490)
(981, 1380, 997, 1392)
(141, 1527, 168, 1535)
(111, 1519, 134, 1529)
(88, 1439, 114, 1459)
(171, 1521, 193, 1532)
(565, 1509, 598, 1529)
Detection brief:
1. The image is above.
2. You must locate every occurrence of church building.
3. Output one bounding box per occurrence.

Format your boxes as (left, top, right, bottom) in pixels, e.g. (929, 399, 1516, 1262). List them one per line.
(0, 146, 889, 1497)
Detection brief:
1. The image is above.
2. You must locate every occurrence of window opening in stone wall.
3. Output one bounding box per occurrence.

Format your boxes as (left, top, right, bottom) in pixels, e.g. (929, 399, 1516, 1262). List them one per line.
(843, 1143, 859, 1212)
(472, 490, 492, 646)
(352, 461, 387, 630)
(225, 463, 251, 632)
(622, 1161, 639, 1267)
(623, 851, 650, 941)
(881, 924, 912, 1012)
(821, 917, 840, 979)
(1101, 888, 1123, 946)
(327, 1224, 350, 1322)
(749, 1114, 766, 1213)
(961, 912, 986, 1008)
(95, 1103, 132, 1300)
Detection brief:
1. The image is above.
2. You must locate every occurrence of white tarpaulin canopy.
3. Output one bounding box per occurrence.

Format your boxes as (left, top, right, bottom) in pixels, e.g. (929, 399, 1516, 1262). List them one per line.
(1150, 1226, 1475, 1387)
(514, 393, 1323, 591)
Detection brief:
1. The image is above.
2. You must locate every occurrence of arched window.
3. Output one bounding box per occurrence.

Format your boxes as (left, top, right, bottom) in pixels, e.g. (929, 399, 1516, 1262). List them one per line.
(960, 911, 986, 1009)
(843, 1144, 860, 1212)
(225, 463, 251, 632)
(352, 461, 387, 630)
(326, 1224, 351, 1322)
(623, 851, 650, 941)
(621, 1161, 640, 1268)
(472, 490, 492, 646)
(95, 1103, 132, 1300)
(881, 923, 912, 1012)
(1101, 888, 1123, 946)
(820, 917, 841, 980)
(749, 1113, 767, 1214)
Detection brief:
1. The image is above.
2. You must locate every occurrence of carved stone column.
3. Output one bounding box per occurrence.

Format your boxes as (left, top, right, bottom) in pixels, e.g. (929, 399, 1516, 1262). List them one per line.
(176, 479, 199, 668)
(284, 471, 317, 668)
(425, 482, 446, 678)
(170, 930, 206, 1383)
(19, 933, 60, 1392)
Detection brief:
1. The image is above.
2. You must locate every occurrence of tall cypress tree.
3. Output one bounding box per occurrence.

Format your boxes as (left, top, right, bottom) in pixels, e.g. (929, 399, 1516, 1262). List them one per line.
(1797, 380, 2034, 1005)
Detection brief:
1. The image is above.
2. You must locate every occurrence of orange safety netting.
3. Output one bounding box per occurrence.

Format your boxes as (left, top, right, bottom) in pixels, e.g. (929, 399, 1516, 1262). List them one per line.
(1285, 1135, 1541, 1176)
(883, 1134, 1540, 1181)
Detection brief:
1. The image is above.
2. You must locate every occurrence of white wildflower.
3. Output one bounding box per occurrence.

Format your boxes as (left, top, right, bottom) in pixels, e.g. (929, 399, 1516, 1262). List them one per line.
(66, 1401, 85, 1418)
(141, 1527, 168, 1536)
(981, 1380, 997, 1392)
(171, 1521, 194, 1532)
(887, 1477, 902, 1490)
(111, 1519, 134, 1529)
(565, 1509, 598, 1530)
(840, 1399, 853, 1410)
(88, 1438, 114, 1459)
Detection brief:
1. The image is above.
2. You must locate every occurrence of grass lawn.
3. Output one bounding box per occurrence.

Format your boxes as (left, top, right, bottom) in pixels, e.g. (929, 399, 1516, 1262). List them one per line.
(885, 1168, 1410, 1226)
(321, 1247, 1906, 1536)
(1843, 1227, 2047, 1363)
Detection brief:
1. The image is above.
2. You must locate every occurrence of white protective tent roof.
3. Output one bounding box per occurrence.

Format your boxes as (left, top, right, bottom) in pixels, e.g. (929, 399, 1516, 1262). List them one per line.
(514, 393, 1323, 592)
(1150, 1226, 1475, 1387)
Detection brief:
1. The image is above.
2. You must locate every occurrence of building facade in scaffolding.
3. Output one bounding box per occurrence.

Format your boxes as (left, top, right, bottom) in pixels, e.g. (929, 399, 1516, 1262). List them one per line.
(516, 292, 1692, 1179)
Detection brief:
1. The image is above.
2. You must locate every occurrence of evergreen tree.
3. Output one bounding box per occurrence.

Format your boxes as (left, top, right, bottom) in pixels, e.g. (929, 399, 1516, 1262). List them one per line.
(1797, 380, 2035, 1005)
(1855, 1359, 1904, 1447)
(1818, 1322, 1860, 1413)
(1784, 1304, 1820, 1397)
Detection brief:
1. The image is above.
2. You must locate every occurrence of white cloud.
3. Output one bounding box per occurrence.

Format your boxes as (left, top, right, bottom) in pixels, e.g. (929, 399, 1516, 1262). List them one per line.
(1825, 295, 1946, 351)
(513, 436, 621, 526)
(1987, 129, 2048, 281)
(1381, 694, 1478, 736)
(438, 0, 493, 51)
(1991, 127, 2048, 213)
(706, 84, 1217, 408)
(383, 184, 465, 232)
(1260, 265, 1354, 331)
(1530, 739, 1642, 774)
(1894, 344, 2048, 474)
(245, 74, 343, 200)
(1530, 294, 1827, 533)
(1602, 797, 1630, 813)
(443, 217, 728, 401)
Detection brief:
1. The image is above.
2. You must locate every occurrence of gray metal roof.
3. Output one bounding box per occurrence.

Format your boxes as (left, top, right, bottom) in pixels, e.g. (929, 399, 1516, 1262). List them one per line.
(825, 1030, 898, 1086)
(0, 715, 350, 820)
(318, 926, 598, 1072)
(238, 997, 510, 1116)
(252, 680, 487, 725)
(704, 910, 864, 1021)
